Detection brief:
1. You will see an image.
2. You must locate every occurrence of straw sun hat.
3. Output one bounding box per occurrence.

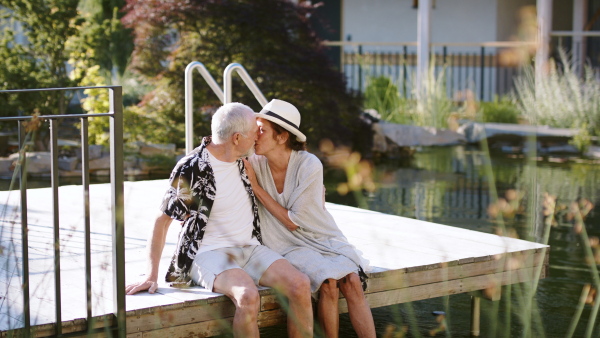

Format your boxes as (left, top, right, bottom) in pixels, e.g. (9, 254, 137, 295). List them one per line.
(255, 99, 307, 142)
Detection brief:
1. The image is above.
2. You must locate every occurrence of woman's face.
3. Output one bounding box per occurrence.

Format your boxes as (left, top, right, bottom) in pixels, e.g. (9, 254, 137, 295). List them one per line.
(255, 118, 281, 155)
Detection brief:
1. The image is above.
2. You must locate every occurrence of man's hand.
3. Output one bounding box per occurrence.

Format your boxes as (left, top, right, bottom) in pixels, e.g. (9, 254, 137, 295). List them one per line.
(126, 279, 159, 295)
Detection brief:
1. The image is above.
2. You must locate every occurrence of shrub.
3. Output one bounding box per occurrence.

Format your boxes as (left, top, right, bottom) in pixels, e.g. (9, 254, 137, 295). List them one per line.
(478, 96, 520, 124)
(366, 66, 459, 129)
(514, 49, 600, 150)
(364, 76, 409, 124)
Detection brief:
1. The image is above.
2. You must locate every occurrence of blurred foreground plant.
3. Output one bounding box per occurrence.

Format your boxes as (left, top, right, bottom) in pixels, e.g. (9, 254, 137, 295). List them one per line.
(319, 139, 375, 209)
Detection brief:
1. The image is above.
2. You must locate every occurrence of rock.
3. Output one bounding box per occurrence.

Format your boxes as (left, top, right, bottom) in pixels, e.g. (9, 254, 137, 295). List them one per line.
(88, 156, 111, 171)
(59, 157, 79, 171)
(139, 143, 176, 157)
(377, 122, 466, 147)
(93, 169, 110, 176)
(457, 121, 579, 144)
(0, 157, 13, 175)
(8, 152, 52, 174)
(59, 170, 82, 177)
(585, 146, 600, 159)
(372, 123, 389, 153)
(124, 168, 149, 176)
(75, 145, 104, 160)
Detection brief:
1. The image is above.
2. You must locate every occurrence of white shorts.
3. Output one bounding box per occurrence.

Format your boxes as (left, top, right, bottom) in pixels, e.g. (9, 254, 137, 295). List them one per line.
(190, 245, 284, 291)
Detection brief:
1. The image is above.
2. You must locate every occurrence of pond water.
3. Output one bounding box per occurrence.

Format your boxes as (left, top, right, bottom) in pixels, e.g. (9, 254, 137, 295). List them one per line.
(313, 145, 600, 338)
(3, 145, 600, 337)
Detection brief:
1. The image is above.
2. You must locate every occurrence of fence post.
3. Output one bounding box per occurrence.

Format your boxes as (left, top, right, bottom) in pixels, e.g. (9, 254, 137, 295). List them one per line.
(480, 46, 485, 101)
(403, 46, 408, 98)
(50, 118, 62, 336)
(17, 122, 31, 334)
(109, 86, 126, 338)
(358, 45, 364, 93)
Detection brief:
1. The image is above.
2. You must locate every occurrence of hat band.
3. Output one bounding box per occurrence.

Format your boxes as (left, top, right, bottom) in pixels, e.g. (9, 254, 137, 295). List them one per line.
(261, 110, 300, 131)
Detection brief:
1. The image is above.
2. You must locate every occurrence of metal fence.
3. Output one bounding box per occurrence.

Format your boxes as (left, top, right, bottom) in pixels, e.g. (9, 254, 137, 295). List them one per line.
(0, 86, 125, 337)
(334, 42, 526, 102)
(329, 39, 600, 102)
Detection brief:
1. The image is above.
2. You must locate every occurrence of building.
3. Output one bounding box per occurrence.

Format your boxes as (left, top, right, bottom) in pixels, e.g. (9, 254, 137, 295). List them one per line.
(305, 0, 600, 100)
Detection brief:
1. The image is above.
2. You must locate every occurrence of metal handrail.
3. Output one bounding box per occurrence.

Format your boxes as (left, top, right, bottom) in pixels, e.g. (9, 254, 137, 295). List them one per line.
(185, 62, 268, 154)
(223, 63, 268, 106)
(184, 62, 224, 154)
(0, 86, 126, 337)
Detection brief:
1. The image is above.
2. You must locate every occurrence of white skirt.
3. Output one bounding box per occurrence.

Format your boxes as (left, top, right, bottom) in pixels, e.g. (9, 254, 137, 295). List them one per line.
(283, 246, 359, 293)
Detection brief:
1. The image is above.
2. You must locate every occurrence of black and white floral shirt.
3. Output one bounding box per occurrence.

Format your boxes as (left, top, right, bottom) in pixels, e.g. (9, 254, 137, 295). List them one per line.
(160, 136, 262, 285)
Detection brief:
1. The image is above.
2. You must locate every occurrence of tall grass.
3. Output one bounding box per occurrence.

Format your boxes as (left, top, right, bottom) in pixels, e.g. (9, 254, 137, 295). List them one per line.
(514, 49, 600, 150)
(363, 64, 458, 129)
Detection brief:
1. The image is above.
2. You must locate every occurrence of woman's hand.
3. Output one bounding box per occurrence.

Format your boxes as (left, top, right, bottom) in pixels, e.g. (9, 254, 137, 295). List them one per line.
(242, 158, 298, 231)
(242, 158, 258, 187)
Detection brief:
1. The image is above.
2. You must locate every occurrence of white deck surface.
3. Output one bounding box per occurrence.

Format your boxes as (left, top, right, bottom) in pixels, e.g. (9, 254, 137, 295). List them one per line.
(0, 179, 548, 332)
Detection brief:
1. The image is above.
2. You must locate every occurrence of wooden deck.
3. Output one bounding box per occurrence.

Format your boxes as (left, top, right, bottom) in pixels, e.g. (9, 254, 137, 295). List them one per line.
(0, 179, 549, 337)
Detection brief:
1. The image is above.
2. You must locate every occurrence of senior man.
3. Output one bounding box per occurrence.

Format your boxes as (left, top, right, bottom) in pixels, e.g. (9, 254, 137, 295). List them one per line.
(126, 103, 313, 337)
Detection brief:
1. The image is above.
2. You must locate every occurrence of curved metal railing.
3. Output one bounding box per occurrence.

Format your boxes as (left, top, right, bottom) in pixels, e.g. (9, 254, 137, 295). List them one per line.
(185, 61, 268, 153)
(223, 63, 268, 106)
(184, 62, 224, 154)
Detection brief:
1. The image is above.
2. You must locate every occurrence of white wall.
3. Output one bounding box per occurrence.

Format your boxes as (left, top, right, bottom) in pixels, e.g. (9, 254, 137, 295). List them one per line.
(343, 0, 498, 51)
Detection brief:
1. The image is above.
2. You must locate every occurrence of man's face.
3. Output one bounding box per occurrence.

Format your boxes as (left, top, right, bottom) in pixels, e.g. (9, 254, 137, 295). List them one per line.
(238, 116, 259, 157)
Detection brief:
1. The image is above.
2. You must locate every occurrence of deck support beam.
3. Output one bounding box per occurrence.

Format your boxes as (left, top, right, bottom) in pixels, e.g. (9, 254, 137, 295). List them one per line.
(470, 295, 481, 337)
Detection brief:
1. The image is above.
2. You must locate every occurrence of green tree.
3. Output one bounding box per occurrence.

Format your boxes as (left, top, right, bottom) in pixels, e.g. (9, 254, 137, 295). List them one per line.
(122, 0, 367, 150)
(0, 0, 81, 117)
(75, 0, 133, 79)
(0, 0, 134, 117)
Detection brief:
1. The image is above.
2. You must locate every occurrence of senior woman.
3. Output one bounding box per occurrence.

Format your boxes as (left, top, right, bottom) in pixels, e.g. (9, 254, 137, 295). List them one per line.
(243, 99, 375, 338)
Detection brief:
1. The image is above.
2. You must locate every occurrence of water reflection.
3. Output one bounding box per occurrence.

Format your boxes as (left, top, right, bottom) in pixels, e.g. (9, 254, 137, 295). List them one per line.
(323, 145, 600, 337)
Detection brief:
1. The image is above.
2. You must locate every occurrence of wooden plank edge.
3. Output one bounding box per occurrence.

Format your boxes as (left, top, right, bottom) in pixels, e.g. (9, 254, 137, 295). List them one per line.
(340, 265, 545, 313)
(366, 248, 548, 294)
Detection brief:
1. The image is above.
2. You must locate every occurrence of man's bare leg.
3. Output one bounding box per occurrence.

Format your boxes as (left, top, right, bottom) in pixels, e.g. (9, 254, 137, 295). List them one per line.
(339, 273, 375, 338)
(213, 268, 261, 338)
(318, 279, 339, 338)
(260, 259, 313, 337)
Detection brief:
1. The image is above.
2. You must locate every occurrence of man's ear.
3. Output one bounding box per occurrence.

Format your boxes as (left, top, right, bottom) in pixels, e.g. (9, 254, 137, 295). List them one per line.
(233, 132, 240, 145)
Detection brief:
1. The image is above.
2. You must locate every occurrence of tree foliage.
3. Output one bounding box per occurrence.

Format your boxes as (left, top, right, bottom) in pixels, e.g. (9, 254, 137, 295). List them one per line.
(0, 0, 134, 120)
(0, 0, 81, 117)
(122, 0, 367, 149)
(74, 0, 133, 78)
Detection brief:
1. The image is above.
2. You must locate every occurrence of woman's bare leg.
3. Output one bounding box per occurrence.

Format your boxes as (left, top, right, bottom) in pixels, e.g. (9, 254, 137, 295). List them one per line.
(318, 279, 339, 338)
(339, 273, 375, 338)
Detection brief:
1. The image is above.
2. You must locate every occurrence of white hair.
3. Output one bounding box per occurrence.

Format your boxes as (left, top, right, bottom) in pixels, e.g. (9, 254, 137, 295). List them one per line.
(211, 102, 254, 144)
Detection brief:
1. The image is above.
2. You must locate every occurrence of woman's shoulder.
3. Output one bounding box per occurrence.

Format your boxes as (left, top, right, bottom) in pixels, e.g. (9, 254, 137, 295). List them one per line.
(296, 150, 323, 171)
(296, 150, 323, 166)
